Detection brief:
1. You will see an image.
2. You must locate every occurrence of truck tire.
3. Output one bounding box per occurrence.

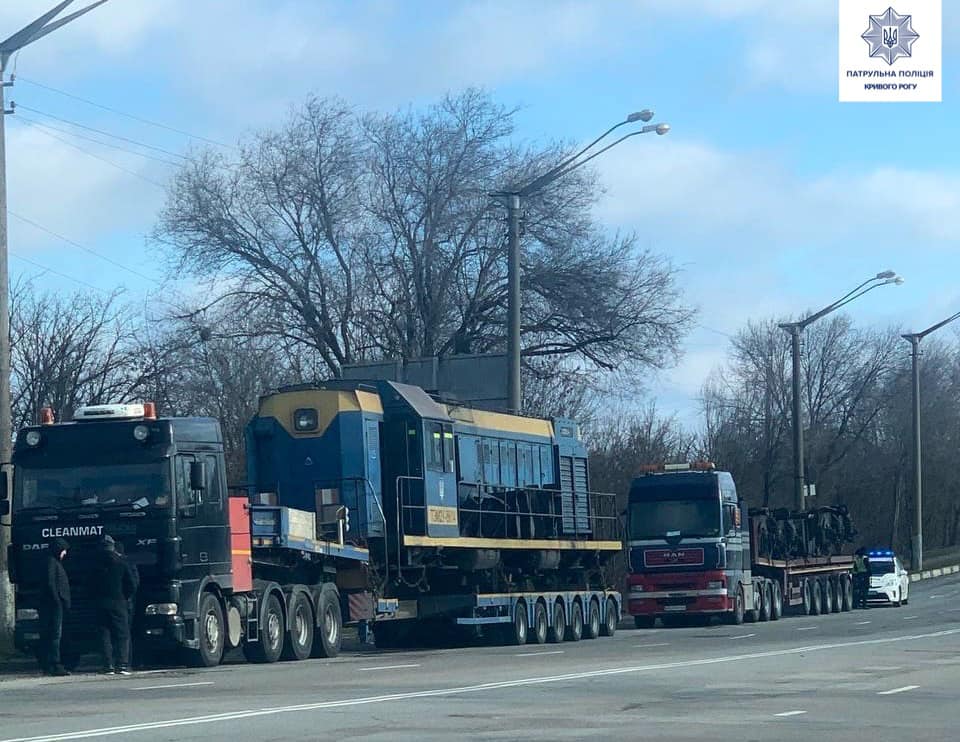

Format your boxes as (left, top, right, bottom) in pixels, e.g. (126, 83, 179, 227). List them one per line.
(600, 596, 619, 637)
(842, 575, 854, 612)
(191, 592, 225, 668)
(547, 601, 566, 643)
(802, 579, 812, 615)
(810, 580, 822, 615)
(822, 579, 833, 614)
(565, 601, 584, 642)
(831, 579, 843, 613)
(584, 599, 601, 639)
(725, 586, 745, 625)
(634, 616, 655, 629)
(531, 601, 549, 644)
(759, 582, 772, 622)
(770, 581, 783, 621)
(312, 585, 342, 658)
(281, 592, 314, 661)
(504, 601, 528, 646)
(244, 592, 285, 663)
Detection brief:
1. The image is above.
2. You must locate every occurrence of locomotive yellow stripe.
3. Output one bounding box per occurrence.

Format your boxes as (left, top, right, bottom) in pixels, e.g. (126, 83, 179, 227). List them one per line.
(443, 406, 554, 438)
(403, 535, 621, 551)
(258, 389, 384, 437)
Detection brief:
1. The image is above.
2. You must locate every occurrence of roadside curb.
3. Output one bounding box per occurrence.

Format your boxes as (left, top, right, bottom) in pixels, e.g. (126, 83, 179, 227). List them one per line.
(910, 564, 960, 582)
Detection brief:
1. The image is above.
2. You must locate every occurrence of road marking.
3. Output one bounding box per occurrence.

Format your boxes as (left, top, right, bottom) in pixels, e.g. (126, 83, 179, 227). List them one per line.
(929, 595, 943, 599)
(514, 651, 563, 657)
(357, 664, 420, 672)
(4, 628, 958, 742)
(632, 643, 670, 649)
(861, 666, 902, 672)
(877, 685, 919, 696)
(903, 615, 919, 620)
(796, 626, 818, 631)
(131, 682, 213, 692)
(856, 621, 871, 625)
(774, 710, 807, 717)
(730, 633, 756, 640)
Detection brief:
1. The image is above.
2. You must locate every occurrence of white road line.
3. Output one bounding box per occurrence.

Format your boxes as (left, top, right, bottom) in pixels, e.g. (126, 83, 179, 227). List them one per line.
(903, 615, 919, 620)
(861, 666, 902, 672)
(856, 621, 871, 625)
(514, 651, 564, 657)
(730, 634, 756, 640)
(4, 628, 958, 742)
(131, 682, 213, 692)
(796, 626, 818, 631)
(929, 595, 943, 599)
(357, 664, 420, 672)
(774, 710, 807, 717)
(877, 685, 920, 696)
(131, 670, 173, 676)
(632, 643, 670, 649)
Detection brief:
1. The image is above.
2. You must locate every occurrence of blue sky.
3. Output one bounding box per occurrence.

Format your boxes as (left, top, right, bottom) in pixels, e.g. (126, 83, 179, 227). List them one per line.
(2, 0, 958, 426)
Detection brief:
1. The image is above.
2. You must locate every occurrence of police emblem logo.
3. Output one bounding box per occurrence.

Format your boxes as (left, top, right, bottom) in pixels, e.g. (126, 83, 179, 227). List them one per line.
(862, 6, 919, 65)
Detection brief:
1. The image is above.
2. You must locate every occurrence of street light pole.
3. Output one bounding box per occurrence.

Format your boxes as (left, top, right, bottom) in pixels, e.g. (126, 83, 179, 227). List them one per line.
(901, 308, 960, 572)
(492, 114, 669, 414)
(779, 271, 903, 513)
(0, 0, 111, 644)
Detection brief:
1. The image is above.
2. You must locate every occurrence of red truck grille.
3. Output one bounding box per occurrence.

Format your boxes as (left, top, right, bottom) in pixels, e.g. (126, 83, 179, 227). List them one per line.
(643, 548, 705, 567)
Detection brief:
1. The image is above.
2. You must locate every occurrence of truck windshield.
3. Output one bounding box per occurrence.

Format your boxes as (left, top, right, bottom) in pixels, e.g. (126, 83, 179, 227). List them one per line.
(14, 463, 171, 510)
(629, 499, 721, 540)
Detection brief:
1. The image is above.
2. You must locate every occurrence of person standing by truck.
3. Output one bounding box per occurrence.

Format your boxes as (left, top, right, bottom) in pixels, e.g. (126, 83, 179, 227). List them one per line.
(114, 542, 139, 668)
(91, 535, 136, 674)
(38, 538, 72, 676)
(853, 548, 870, 608)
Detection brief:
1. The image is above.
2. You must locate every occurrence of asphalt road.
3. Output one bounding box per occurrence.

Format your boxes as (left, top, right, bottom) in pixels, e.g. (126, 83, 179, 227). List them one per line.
(2, 574, 959, 742)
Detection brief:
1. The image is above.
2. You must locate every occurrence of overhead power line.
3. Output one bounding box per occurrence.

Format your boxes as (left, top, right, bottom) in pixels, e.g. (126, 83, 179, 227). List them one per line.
(9, 210, 158, 282)
(9, 116, 166, 188)
(16, 75, 235, 149)
(16, 103, 188, 161)
(10, 250, 109, 293)
(15, 113, 182, 166)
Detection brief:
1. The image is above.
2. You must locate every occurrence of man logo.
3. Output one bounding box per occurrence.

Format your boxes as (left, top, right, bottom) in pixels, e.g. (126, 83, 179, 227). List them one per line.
(862, 6, 919, 65)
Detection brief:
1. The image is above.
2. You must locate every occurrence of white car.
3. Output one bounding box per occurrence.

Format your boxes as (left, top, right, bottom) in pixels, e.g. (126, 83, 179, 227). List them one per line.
(867, 550, 910, 606)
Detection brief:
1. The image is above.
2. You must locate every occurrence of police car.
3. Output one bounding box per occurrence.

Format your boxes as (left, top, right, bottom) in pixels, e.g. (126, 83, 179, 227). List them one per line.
(867, 550, 910, 606)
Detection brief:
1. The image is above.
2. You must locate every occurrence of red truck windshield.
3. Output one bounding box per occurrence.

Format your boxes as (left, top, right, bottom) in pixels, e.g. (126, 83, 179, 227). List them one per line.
(629, 498, 721, 540)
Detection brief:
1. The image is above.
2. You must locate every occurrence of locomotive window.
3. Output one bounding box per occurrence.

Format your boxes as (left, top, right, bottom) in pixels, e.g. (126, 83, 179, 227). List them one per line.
(443, 428, 455, 473)
(427, 423, 444, 471)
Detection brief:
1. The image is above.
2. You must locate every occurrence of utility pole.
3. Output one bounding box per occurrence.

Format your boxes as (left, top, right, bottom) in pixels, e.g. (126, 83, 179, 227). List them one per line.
(491, 112, 669, 414)
(901, 309, 960, 572)
(0, 0, 111, 645)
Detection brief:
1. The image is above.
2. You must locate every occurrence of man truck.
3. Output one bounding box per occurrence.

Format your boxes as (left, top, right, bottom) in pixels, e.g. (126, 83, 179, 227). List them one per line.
(625, 462, 856, 627)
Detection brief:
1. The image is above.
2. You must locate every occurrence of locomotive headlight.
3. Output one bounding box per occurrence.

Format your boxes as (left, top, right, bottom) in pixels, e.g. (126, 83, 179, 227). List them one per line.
(25, 431, 41, 447)
(133, 425, 150, 442)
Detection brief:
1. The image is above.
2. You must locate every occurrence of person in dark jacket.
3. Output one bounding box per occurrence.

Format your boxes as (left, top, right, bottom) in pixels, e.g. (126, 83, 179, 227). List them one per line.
(91, 535, 136, 674)
(38, 538, 71, 676)
(114, 542, 139, 667)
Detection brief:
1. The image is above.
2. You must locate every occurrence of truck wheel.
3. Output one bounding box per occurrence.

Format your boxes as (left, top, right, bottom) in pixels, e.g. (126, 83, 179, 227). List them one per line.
(802, 579, 812, 615)
(584, 599, 601, 639)
(312, 586, 342, 658)
(759, 583, 772, 622)
(565, 601, 584, 642)
(281, 592, 314, 661)
(531, 602, 549, 644)
(547, 601, 566, 643)
(189, 592, 225, 668)
(831, 579, 843, 613)
(600, 596, 619, 637)
(725, 587, 745, 625)
(634, 616, 655, 629)
(810, 580, 822, 615)
(504, 601, 528, 646)
(244, 592, 285, 663)
(842, 576, 854, 612)
(821, 580, 833, 614)
(770, 581, 783, 621)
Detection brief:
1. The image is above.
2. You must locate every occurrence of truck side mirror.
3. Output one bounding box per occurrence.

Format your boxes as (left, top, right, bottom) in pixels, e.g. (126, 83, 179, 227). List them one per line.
(0, 466, 8, 502)
(189, 461, 207, 491)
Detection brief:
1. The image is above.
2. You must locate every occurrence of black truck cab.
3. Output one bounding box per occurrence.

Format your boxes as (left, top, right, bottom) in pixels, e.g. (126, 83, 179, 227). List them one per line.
(6, 403, 230, 665)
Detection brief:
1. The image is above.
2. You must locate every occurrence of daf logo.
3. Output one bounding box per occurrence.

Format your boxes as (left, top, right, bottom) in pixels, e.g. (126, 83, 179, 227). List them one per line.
(22, 543, 47, 551)
(666, 550, 685, 563)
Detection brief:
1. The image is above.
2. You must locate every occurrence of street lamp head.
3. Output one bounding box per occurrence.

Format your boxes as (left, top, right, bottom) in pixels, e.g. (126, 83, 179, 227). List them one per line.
(628, 110, 655, 123)
(875, 270, 896, 280)
(655, 123, 671, 136)
(893, 276, 905, 285)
